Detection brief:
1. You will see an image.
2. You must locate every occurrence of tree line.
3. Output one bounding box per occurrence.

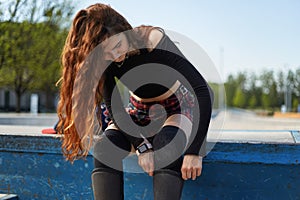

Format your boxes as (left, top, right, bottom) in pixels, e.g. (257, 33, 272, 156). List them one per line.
(0, 0, 74, 112)
(220, 68, 300, 112)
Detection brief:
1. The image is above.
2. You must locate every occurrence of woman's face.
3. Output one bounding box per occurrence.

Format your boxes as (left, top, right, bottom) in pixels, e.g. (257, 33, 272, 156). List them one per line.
(103, 33, 130, 62)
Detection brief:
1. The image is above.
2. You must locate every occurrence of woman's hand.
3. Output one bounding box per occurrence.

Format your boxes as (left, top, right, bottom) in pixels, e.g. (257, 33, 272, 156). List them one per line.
(138, 150, 154, 176)
(181, 155, 203, 180)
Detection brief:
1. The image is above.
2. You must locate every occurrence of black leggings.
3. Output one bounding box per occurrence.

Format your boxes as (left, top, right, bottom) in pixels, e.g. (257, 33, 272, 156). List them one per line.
(93, 126, 187, 173)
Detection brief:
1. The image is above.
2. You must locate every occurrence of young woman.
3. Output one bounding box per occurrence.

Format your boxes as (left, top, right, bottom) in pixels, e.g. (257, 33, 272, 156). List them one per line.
(57, 3, 213, 200)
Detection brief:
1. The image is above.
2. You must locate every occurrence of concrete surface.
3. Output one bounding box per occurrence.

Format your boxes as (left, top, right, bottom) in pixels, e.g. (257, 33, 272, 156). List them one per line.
(1, 109, 300, 199)
(0, 109, 300, 143)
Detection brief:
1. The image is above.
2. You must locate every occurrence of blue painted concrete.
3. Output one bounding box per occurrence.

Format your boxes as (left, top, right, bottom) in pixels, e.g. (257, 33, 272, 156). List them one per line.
(124, 162, 300, 200)
(1, 134, 300, 200)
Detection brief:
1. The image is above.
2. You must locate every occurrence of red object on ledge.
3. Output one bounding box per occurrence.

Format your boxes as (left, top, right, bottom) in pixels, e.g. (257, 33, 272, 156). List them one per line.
(41, 128, 57, 134)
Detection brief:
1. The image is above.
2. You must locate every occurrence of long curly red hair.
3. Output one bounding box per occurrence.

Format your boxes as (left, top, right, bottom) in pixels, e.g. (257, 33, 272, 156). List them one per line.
(57, 3, 156, 162)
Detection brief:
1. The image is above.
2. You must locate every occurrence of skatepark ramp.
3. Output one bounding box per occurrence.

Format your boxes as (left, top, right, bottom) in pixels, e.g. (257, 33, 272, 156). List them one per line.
(0, 130, 299, 199)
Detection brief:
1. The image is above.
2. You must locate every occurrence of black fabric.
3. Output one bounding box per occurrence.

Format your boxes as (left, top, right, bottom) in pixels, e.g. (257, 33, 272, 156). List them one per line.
(92, 126, 186, 199)
(153, 169, 184, 200)
(92, 167, 124, 200)
(102, 31, 213, 155)
(93, 129, 131, 171)
(152, 126, 185, 173)
(93, 126, 184, 173)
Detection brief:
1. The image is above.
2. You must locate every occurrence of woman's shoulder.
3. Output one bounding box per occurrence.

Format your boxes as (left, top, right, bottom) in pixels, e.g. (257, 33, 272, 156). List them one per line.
(133, 25, 165, 48)
(148, 28, 164, 48)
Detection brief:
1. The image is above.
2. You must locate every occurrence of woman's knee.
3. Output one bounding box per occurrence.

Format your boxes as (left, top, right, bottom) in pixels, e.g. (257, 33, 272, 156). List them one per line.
(93, 129, 131, 170)
(152, 126, 186, 172)
(152, 126, 187, 151)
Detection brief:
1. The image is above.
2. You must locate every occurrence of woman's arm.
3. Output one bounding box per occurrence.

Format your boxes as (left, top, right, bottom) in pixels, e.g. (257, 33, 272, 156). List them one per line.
(102, 71, 144, 149)
(153, 33, 213, 156)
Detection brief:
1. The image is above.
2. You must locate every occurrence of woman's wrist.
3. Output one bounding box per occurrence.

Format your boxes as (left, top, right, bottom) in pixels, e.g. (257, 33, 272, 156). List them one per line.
(184, 154, 203, 159)
(136, 138, 153, 156)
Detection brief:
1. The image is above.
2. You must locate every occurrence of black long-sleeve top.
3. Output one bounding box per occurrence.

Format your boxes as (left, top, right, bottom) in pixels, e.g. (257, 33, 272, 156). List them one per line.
(103, 32, 212, 155)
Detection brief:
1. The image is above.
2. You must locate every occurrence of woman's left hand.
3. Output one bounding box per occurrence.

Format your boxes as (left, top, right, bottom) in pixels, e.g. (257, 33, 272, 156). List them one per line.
(138, 150, 154, 176)
(181, 155, 203, 180)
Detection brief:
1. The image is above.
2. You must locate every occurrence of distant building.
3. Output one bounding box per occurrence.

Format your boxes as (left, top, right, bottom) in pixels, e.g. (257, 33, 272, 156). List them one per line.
(0, 88, 58, 113)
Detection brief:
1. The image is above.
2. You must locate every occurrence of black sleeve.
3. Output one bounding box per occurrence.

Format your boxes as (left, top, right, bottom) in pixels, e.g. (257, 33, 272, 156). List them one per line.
(154, 34, 213, 156)
(102, 70, 144, 149)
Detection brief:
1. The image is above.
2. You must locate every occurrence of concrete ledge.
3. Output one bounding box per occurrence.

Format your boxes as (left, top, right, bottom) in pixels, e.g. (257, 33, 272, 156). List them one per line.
(1, 133, 300, 200)
(291, 130, 300, 143)
(0, 194, 18, 200)
(209, 129, 296, 144)
(0, 113, 57, 126)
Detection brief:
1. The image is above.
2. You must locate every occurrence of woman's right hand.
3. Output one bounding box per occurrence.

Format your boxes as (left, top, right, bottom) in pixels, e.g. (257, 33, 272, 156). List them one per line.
(138, 150, 154, 176)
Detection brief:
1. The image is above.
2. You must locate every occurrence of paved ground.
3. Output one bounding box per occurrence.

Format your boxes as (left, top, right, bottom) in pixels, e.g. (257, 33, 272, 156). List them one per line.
(215, 109, 300, 130)
(0, 109, 299, 143)
(208, 109, 300, 143)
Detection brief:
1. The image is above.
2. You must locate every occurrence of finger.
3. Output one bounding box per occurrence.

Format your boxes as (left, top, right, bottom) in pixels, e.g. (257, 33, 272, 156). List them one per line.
(148, 170, 153, 176)
(196, 167, 202, 177)
(138, 157, 147, 172)
(149, 161, 154, 176)
(192, 168, 197, 180)
(181, 168, 187, 180)
(186, 168, 192, 180)
(145, 166, 150, 174)
(143, 162, 150, 173)
(146, 160, 153, 172)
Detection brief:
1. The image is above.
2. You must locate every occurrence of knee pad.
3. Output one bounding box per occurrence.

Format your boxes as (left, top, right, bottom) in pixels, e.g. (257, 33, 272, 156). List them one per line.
(152, 126, 187, 150)
(152, 126, 186, 171)
(93, 129, 131, 171)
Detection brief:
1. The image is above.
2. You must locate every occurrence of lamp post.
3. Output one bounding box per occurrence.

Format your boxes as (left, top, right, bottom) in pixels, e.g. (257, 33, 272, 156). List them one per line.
(218, 46, 225, 110)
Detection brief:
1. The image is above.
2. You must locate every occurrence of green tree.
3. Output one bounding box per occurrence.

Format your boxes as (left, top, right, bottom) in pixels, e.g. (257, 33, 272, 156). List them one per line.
(224, 75, 236, 107)
(292, 98, 299, 112)
(261, 93, 270, 109)
(294, 68, 300, 111)
(208, 82, 220, 109)
(247, 73, 261, 108)
(248, 95, 257, 108)
(286, 69, 295, 89)
(225, 72, 248, 108)
(295, 68, 300, 98)
(233, 88, 247, 108)
(234, 72, 248, 108)
(0, 0, 73, 25)
(0, 0, 73, 112)
(0, 21, 40, 112)
(29, 22, 68, 111)
(269, 82, 278, 109)
(259, 70, 278, 110)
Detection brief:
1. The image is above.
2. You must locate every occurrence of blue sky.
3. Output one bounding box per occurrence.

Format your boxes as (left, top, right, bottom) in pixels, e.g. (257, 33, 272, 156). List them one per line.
(75, 0, 300, 79)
